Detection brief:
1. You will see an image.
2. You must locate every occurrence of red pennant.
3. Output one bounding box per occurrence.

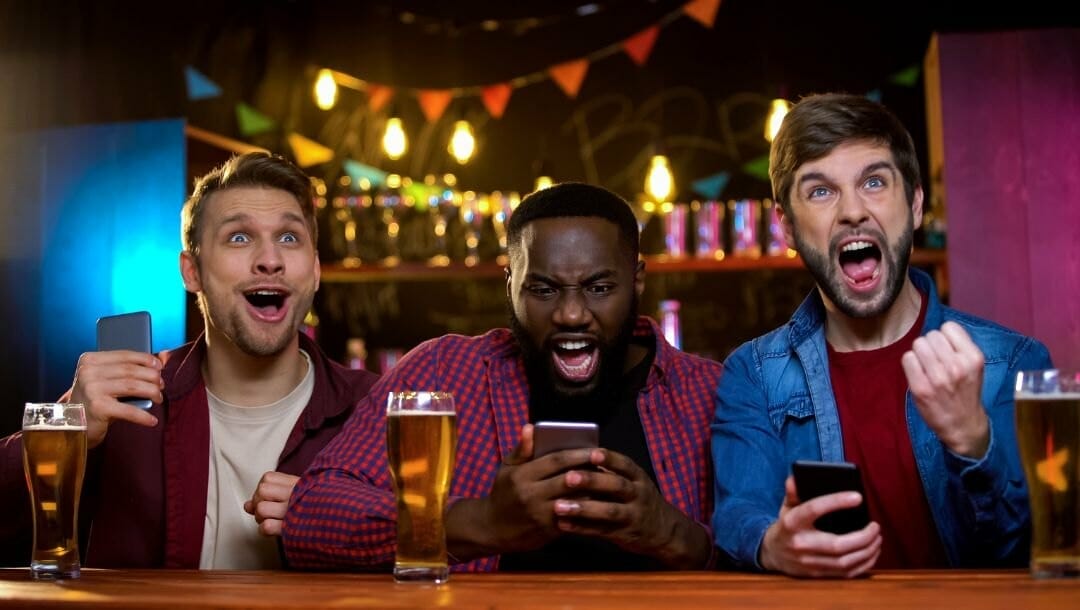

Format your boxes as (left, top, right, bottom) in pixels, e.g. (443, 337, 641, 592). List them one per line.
(417, 90, 453, 122)
(623, 26, 660, 66)
(684, 0, 721, 28)
(367, 85, 394, 112)
(481, 83, 513, 119)
(548, 59, 589, 99)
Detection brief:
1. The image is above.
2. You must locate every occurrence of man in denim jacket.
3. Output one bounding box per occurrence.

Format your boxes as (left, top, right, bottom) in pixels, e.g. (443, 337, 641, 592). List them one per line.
(711, 93, 1052, 577)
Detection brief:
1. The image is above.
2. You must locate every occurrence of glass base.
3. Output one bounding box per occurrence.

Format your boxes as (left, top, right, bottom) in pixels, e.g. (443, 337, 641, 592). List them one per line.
(30, 561, 80, 580)
(393, 564, 448, 584)
(1031, 558, 1080, 579)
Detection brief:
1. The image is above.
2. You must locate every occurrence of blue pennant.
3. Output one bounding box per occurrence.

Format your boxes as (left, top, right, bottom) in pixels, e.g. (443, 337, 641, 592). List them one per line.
(691, 172, 730, 200)
(185, 66, 222, 101)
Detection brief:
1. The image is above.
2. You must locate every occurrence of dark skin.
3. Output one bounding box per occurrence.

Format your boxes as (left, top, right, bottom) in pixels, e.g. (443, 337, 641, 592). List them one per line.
(445, 217, 712, 569)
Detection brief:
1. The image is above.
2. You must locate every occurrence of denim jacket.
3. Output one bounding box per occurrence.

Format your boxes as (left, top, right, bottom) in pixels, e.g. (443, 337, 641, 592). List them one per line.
(711, 268, 1052, 570)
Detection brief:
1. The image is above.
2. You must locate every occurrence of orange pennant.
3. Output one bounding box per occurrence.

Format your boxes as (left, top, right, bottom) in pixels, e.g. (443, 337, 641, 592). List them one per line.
(367, 85, 394, 113)
(623, 25, 660, 66)
(417, 90, 453, 122)
(548, 59, 589, 99)
(684, 0, 721, 28)
(481, 83, 513, 119)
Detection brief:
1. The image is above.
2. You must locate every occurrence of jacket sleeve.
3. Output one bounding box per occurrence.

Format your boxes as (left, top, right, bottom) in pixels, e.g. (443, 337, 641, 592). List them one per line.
(943, 336, 1052, 566)
(710, 342, 788, 570)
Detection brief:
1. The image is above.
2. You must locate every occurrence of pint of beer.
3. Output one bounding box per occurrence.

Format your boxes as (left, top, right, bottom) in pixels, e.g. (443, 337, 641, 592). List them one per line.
(386, 391, 456, 583)
(21, 403, 87, 580)
(1015, 370, 1080, 578)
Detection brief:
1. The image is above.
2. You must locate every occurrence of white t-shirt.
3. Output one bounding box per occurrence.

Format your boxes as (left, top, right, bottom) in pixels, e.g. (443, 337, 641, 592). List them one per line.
(198, 351, 314, 569)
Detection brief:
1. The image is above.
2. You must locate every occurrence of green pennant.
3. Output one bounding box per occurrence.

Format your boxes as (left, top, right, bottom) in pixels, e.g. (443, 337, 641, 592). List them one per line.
(236, 103, 277, 136)
(889, 65, 920, 88)
(742, 155, 770, 182)
(343, 159, 387, 189)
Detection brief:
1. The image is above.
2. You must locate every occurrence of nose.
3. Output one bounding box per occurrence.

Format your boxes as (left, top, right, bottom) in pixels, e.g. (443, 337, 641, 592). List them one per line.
(252, 241, 285, 275)
(837, 190, 871, 227)
(552, 289, 591, 329)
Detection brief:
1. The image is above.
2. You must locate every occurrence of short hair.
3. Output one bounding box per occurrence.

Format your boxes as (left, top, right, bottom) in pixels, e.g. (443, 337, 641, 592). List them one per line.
(181, 152, 316, 255)
(507, 182, 640, 264)
(769, 93, 921, 210)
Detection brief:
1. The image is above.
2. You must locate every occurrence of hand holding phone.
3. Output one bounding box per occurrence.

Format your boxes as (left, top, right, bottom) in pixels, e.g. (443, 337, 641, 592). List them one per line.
(96, 311, 154, 410)
(791, 460, 871, 534)
(532, 421, 599, 458)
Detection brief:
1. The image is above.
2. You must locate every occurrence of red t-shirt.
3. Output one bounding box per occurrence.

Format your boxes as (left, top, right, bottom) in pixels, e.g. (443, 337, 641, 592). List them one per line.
(826, 293, 948, 568)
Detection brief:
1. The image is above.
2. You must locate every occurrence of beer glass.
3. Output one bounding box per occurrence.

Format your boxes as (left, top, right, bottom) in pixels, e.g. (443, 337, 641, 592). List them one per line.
(386, 391, 456, 583)
(1015, 370, 1080, 578)
(21, 402, 87, 580)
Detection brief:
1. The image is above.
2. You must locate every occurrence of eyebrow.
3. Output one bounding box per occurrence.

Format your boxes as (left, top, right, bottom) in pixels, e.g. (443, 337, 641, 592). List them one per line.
(796, 160, 897, 189)
(525, 270, 617, 285)
(218, 211, 307, 227)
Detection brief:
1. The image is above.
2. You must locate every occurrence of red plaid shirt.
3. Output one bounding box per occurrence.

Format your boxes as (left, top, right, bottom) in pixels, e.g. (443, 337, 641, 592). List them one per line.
(282, 316, 722, 571)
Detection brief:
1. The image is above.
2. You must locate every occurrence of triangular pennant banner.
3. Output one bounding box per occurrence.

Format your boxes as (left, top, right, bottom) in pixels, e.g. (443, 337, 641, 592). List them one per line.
(889, 65, 920, 87)
(184, 66, 221, 101)
(623, 26, 660, 66)
(742, 155, 770, 182)
(549, 59, 589, 98)
(343, 159, 388, 189)
(683, 0, 721, 29)
(367, 85, 394, 113)
(481, 83, 513, 119)
(865, 89, 883, 103)
(418, 90, 453, 122)
(287, 133, 334, 168)
(235, 103, 277, 137)
(691, 171, 731, 200)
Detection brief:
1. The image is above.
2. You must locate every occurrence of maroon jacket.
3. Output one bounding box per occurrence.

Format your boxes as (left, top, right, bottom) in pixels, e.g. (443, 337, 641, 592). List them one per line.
(0, 333, 378, 568)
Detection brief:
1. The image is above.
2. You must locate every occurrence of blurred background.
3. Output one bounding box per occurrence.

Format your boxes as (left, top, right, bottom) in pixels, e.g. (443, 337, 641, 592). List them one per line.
(1, 1, 1077, 436)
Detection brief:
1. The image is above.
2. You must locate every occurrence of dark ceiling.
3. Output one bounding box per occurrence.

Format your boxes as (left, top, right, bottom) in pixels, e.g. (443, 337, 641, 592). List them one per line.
(3, 1, 1077, 199)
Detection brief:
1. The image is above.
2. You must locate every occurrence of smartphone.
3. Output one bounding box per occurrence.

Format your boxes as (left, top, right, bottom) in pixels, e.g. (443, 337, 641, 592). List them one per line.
(533, 421, 599, 458)
(96, 311, 154, 410)
(791, 460, 871, 535)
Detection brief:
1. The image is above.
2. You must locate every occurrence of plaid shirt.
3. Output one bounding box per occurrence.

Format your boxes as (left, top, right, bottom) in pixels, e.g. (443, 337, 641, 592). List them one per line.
(282, 316, 722, 571)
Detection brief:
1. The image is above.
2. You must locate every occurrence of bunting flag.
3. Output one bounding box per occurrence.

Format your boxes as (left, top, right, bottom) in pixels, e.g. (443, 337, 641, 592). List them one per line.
(343, 159, 388, 188)
(691, 171, 730, 200)
(287, 133, 335, 167)
(367, 85, 395, 112)
(481, 83, 513, 119)
(742, 155, 771, 182)
(622, 26, 660, 66)
(235, 103, 277, 136)
(417, 90, 453, 122)
(683, 0, 721, 29)
(184, 66, 222, 101)
(889, 65, 920, 87)
(549, 59, 590, 98)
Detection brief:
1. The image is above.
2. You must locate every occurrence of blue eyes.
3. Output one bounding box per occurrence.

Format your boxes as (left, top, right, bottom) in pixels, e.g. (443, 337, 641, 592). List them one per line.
(226, 232, 300, 244)
(228, 233, 250, 243)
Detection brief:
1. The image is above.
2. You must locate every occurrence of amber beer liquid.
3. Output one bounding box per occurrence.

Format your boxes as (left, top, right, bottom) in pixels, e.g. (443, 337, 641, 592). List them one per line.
(387, 409, 456, 583)
(1016, 392, 1080, 578)
(22, 424, 87, 579)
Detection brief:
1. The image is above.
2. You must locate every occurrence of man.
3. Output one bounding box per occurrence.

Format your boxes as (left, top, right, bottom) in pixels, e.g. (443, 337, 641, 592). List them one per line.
(711, 93, 1052, 577)
(0, 152, 378, 568)
(283, 182, 722, 571)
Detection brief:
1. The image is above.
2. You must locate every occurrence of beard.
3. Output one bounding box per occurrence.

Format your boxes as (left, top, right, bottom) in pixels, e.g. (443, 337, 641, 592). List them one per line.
(196, 285, 313, 358)
(508, 295, 638, 422)
(793, 212, 914, 319)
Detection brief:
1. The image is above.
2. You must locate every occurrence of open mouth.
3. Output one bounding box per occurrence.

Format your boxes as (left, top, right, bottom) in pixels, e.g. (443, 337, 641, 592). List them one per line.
(244, 289, 288, 319)
(550, 339, 600, 383)
(838, 240, 882, 288)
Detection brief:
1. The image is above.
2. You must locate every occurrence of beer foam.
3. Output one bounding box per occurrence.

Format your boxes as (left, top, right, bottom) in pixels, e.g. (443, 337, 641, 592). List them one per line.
(389, 410, 456, 416)
(1016, 392, 1080, 400)
(23, 424, 88, 431)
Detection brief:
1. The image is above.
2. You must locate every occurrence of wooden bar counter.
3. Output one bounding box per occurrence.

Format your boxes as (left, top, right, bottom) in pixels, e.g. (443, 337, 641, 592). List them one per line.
(1, 569, 1077, 609)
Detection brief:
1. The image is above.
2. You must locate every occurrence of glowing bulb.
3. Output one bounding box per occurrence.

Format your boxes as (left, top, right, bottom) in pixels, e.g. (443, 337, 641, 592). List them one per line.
(314, 69, 338, 110)
(765, 98, 791, 142)
(645, 154, 673, 203)
(534, 176, 553, 192)
(383, 117, 407, 160)
(449, 120, 476, 164)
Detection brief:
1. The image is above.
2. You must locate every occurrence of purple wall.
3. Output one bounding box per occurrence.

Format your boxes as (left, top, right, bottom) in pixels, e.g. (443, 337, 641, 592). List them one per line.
(940, 29, 1080, 370)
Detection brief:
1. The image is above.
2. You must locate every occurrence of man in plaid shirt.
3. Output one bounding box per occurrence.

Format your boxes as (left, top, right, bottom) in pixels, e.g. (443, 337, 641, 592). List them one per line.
(283, 183, 722, 571)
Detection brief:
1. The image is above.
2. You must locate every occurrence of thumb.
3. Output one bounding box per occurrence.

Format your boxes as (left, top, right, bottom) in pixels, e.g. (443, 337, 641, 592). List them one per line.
(504, 424, 535, 466)
(783, 475, 800, 508)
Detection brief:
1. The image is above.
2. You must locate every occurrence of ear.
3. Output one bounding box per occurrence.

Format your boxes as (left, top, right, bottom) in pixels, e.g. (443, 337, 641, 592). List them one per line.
(634, 259, 645, 298)
(778, 204, 796, 250)
(180, 251, 202, 294)
(911, 185, 924, 229)
(504, 266, 513, 301)
(313, 252, 322, 292)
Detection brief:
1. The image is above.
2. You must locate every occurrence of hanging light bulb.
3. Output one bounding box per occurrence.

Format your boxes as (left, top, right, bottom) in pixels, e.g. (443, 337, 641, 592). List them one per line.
(765, 98, 791, 142)
(533, 175, 553, 192)
(314, 69, 338, 110)
(449, 120, 476, 165)
(645, 154, 674, 202)
(382, 117, 407, 160)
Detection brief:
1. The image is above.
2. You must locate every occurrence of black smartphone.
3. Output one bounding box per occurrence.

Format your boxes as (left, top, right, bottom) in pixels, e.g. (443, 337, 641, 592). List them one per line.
(96, 311, 154, 410)
(533, 421, 599, 458)
(791, 460, 871, 535)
